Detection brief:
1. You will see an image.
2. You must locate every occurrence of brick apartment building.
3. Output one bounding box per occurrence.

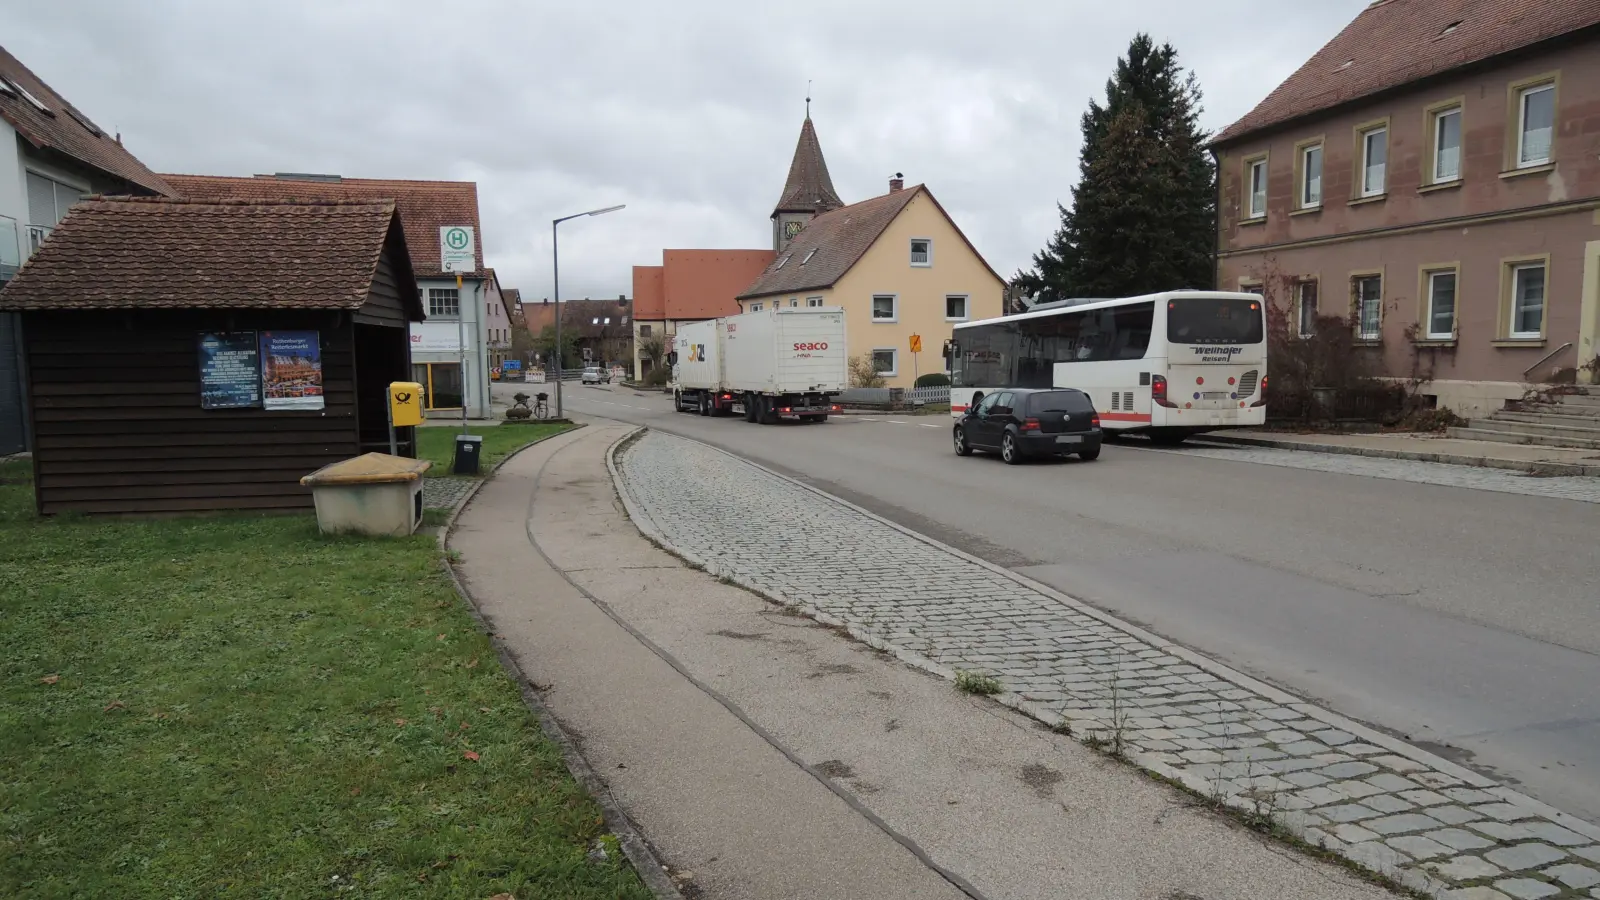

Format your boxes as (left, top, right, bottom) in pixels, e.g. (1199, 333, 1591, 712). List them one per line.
(1212, 0, 1600, 416)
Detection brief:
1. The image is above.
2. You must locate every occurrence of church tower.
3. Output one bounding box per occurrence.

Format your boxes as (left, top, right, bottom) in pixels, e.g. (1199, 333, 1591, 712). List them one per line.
(771, 105, 843, 252)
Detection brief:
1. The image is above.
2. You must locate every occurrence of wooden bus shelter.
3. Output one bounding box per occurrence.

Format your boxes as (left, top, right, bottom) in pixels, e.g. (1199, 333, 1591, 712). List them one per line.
(0, 196, 424, 515)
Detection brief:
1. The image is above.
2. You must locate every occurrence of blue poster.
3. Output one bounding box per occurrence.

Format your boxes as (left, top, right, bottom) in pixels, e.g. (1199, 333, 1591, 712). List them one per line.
(260, 331, 324, 410)
(198, 332, 261, 409)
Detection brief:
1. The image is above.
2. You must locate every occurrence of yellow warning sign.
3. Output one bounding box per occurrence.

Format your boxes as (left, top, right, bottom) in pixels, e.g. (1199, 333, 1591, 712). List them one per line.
(909, 334, 923, 354)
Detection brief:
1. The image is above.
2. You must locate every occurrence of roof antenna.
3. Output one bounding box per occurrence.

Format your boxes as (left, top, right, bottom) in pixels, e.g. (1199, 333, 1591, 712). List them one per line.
(806, 80, 812, 119)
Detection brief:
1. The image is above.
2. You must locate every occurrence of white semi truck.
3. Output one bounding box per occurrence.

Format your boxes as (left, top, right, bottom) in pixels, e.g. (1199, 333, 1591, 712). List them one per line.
(670, 307, 848, 423)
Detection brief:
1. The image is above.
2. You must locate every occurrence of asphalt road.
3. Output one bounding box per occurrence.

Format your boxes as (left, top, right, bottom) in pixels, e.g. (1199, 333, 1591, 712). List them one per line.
(544, 383, 1600, 824)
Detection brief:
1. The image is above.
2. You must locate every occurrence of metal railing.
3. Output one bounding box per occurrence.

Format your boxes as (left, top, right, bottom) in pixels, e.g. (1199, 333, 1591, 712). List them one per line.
(836, 385, 952, 406)
(1524, 342, 1574, 378)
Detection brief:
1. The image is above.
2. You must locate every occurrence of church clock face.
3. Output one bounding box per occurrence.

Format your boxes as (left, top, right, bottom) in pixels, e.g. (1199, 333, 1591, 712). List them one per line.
(785, 220, 803, 239)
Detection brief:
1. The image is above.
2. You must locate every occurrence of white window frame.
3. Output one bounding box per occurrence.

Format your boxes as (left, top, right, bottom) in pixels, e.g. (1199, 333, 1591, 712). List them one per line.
(750, 302, 764, 312)
(1246, 158, 1267, 219)
(1516, 83, 1555, 168)
(944, 294, 969, 322)
(789, 298, 799, 307)
(1360, 127, 1387, 197)
(909, 238, 932, 268)
(871, 294, 898, 323)
(1509, 263, 1546, 339)
(1296, 281, 1318, 338)
(871, 348, 898, 377)
(806, 296, 824, 307)
(427, 287, 461, 317)
(1300, 144, 1323, 208)
(1425, 270, 1458, 340)
(1353, 275, 1383, 341)
(1432, 107, 1462, 183)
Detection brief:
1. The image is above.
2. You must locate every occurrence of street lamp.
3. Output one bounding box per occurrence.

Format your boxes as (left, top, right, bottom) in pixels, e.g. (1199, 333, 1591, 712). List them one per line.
(552, 204, 625, 418)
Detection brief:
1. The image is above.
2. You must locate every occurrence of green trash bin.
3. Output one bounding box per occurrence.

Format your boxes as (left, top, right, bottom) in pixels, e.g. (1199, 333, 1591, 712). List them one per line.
(452, 434, 483, 476)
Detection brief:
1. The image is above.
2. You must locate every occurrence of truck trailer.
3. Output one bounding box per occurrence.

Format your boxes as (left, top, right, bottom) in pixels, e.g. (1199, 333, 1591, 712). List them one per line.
(670, 307, 847, 423)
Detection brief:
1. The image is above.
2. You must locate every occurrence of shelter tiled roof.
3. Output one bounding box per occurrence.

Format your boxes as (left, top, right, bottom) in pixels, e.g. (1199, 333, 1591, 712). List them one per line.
(0, 44, 175, 196)
(162, 173, 483, 277)
(0, 197, 416, 313)
(1213, 0, 1600, 145)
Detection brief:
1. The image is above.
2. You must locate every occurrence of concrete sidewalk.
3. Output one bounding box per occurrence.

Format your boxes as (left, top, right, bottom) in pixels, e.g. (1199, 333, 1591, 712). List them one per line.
(1197, 429, 1600, 476)
(449, 424, 1393, 900)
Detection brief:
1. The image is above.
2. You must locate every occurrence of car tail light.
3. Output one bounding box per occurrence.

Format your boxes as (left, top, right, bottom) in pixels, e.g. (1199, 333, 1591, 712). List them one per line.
(1152, 374, 1176, 408)
(1091, 414, 1101, 428)
(1022, 417, 1041, 432)
(1251, 376, 1269, 408)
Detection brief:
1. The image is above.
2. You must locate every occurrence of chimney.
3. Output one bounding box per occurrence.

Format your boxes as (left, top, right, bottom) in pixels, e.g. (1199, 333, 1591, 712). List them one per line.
(888, 172, 904, 193)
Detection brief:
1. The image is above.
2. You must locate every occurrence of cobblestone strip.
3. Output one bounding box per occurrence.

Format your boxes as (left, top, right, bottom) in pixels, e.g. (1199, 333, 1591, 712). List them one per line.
(614, 430, 1600, 900)
(422, 477, 475, 510)
(1168, 443, 1600, 504)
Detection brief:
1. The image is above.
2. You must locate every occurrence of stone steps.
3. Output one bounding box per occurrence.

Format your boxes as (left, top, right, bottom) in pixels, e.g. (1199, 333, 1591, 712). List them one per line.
(1447, 426, 1600, 450)
(1491, 410, 1600, 429)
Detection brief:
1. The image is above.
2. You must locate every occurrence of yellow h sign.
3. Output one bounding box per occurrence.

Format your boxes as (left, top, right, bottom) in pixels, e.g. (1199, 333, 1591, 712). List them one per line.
(389, 381, 424, 427)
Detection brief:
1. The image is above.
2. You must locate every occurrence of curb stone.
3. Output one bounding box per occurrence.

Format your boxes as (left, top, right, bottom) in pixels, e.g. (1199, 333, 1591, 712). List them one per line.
(610, 428, 1600, 898)
(438, 425, 685, 900)
(1194, 432, 1600, 477)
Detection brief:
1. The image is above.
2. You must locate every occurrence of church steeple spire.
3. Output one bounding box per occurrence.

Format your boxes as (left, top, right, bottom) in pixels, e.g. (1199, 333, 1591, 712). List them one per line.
(772, 103, 843, 251)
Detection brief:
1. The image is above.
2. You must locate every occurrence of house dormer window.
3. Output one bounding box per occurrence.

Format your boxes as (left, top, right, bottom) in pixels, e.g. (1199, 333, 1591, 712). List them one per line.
(910, 239, 931, 267)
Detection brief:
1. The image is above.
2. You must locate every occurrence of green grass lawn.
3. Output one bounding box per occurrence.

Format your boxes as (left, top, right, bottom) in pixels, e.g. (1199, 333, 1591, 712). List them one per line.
(0, 458, 647, 899)
(415, 424, 575, 478)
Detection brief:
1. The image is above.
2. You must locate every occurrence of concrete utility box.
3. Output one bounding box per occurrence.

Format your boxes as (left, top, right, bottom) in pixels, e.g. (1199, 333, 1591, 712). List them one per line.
(300, 453, 432, 537)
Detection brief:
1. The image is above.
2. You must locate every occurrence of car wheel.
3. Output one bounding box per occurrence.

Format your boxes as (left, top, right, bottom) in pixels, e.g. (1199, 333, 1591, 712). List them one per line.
(953, 426, 972, 456)
(1001, 432, 1022, 465)
(1078, 446, 1101, 461)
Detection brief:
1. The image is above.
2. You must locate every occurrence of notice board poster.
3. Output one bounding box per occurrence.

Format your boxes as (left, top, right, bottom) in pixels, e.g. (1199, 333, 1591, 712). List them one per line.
(260, 331, 324, 410)
(197, 332, 261, 409)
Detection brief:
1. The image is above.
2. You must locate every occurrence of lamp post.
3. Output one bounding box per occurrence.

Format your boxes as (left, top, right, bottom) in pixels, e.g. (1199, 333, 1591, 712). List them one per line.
(552, 204, 625, 418)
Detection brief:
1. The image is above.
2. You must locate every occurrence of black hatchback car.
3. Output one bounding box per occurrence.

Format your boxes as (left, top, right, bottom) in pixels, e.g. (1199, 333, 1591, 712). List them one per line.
(953, 388, 1102, 464)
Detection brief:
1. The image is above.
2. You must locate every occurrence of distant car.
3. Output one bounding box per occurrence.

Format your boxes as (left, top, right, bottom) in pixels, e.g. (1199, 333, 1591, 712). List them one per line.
(953, 388, 1102, 464)
(581, 366, 610, 385)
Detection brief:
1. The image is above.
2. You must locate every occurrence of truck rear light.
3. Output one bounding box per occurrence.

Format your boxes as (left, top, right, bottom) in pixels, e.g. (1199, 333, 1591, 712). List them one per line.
(1021, 417, 1041, 432)
(830, 405, 840, 412)
(780, 406, 791, 413)
(1151, 374, 1176, 408)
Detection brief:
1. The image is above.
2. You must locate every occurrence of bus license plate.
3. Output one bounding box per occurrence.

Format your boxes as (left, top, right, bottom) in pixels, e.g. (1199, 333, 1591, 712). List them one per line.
(1202, 391, 1229, 400)
(1055, 435, 1082, 444)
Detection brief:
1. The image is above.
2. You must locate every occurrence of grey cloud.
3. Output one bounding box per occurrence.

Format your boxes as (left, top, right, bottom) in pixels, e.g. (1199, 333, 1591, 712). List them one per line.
(3, 0, 1365, 298)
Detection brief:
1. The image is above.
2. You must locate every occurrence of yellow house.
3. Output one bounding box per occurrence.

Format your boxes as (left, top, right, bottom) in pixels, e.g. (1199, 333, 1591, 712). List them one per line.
(736, 178, 1005, 388)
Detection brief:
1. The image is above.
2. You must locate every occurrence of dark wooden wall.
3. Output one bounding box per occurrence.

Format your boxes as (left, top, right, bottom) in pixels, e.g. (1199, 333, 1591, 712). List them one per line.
(356, 250, 409, 327)
(25, 309, 360, 515)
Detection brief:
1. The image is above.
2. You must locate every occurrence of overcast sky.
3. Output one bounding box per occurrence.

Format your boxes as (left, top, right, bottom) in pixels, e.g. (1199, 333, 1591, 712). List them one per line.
(3, 1, 1362, 300)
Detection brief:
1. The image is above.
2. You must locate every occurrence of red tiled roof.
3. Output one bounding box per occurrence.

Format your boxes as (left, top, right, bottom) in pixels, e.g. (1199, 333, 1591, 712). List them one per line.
(0, 197, 418, 314)
(774, 116, 843, 216)
(740, 189, 920, 299)
(1213, 0, 1600, 145)
(161, 173, 482, 277)
(662, 250, 775, 319)
(633, 265, 665, 319)
(0, 45, 175, 196)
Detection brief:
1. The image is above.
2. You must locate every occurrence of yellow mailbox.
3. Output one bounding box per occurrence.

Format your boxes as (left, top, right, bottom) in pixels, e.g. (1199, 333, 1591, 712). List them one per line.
(388, 381, 424, 427)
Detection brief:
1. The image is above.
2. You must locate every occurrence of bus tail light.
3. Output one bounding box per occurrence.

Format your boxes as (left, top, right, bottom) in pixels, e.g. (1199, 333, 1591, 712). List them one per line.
(1021, 417, 1041, 432)
(1251, 376, 1269, 407)
(1151, 374, 1177, 408)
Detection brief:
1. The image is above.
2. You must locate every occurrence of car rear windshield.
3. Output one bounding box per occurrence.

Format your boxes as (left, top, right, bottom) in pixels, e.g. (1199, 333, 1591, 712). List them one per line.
(1028, 391, 1093, 414)
(1167, 296, 1264, 345)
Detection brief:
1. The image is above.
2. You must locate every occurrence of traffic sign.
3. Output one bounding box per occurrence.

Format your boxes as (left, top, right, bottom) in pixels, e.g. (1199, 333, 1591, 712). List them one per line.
(909, 334, 922, 354)
(439, 225, 476, 272)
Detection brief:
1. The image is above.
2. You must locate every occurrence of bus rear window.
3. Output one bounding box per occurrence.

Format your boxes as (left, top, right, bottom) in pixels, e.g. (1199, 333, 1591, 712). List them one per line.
(1028, 391, 1093, 414)
(1168, 297, 1264, 345)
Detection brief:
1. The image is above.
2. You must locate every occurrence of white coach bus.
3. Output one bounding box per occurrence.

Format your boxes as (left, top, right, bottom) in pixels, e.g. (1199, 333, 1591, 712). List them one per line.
(949, 291, 1267, 445)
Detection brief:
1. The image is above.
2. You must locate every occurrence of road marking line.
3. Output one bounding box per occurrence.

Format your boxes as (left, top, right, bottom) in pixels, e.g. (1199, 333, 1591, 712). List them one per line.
(918, 423, 941, 429)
